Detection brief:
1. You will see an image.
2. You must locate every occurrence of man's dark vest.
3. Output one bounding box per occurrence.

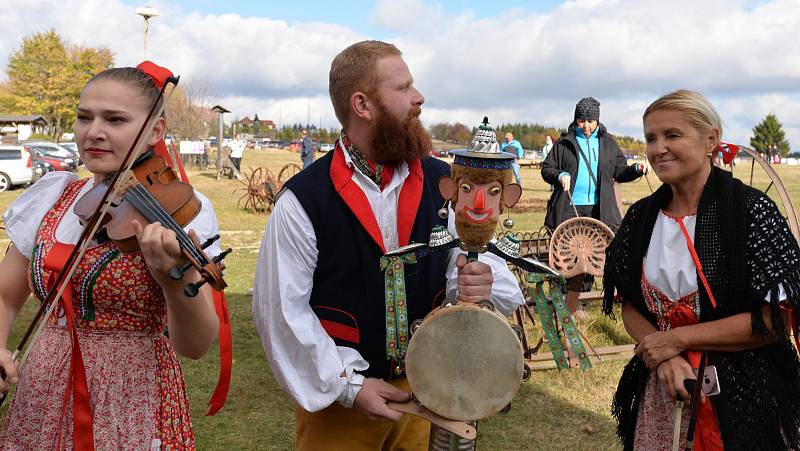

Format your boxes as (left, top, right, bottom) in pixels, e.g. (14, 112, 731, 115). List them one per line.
(285, 150, 450, 379)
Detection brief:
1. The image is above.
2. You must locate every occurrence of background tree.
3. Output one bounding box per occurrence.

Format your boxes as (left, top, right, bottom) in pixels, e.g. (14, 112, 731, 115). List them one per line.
(165, 78, 214, 140)
(445, 123, 472, 144)
(750, 114, 791, 158)
(4, 30, 113, 139)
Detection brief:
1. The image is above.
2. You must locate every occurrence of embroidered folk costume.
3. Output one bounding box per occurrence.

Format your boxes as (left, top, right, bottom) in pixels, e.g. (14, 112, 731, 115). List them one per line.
(253, 135, 524, 450)
(604, 167, 800, 450)
(0, 61, 231, 450)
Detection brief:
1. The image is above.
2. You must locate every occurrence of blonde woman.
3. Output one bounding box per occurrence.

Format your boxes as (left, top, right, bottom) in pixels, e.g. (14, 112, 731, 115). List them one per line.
(604, 90, 800, 450)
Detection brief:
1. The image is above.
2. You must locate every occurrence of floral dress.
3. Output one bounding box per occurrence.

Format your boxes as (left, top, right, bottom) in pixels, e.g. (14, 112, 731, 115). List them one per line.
(0, 174, 219, 450)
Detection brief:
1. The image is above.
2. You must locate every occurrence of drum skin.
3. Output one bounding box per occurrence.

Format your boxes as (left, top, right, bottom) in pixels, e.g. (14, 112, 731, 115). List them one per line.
(404, 302, 524, 421)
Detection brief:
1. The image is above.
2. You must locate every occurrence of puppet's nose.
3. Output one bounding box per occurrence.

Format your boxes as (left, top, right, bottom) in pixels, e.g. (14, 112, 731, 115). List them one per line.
(474, 189, 485, 210)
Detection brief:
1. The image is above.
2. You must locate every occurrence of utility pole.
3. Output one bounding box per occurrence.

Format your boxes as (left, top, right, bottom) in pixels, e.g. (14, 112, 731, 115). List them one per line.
(211, 105, 230, 180)
(136, 5, 159, 59)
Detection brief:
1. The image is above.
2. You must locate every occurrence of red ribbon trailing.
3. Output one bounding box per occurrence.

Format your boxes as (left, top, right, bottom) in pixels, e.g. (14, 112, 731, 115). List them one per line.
(207, 289, 232, 416)
(44, 242, 94, 451)
(136, 60, 190, 184)
(137, 60, 232, 414)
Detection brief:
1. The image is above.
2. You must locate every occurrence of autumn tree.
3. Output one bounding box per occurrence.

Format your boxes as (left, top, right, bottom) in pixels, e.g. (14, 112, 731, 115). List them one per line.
(3, 30, 113, 139)
(165, 79, 214, 140)
(751, 114, 791, 158)
(446, 123, 472, 144)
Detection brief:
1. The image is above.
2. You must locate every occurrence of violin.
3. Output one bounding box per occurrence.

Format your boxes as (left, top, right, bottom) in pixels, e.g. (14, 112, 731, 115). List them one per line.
(73, 149, 231, 297)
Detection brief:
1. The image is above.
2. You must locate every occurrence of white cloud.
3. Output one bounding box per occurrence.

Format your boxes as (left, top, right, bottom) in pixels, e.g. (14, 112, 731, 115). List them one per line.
(370, 0, 446, 33)
(1, 0, 799, 147)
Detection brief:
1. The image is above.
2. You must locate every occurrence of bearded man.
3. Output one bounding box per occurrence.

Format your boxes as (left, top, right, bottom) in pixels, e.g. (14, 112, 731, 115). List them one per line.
(252, 40, 523, 450)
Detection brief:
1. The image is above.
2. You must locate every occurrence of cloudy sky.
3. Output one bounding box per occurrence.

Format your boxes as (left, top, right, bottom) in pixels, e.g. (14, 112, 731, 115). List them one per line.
(2, 0, 799, 147)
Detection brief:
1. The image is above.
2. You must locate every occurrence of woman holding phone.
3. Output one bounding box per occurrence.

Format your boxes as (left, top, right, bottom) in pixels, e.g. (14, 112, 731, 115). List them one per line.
(604, 90, 800, 450)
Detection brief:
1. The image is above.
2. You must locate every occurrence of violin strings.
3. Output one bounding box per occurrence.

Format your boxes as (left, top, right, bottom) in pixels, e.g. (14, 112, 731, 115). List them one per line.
(124, 184, 207, 263)
(124, 186, 200, 257)
(125, 185, 204, 262)
(126, 188, 205, 264)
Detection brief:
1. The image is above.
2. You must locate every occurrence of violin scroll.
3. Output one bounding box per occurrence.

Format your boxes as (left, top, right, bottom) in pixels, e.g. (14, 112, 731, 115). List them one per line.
(173, 233, 231, 298)
(169, 234, 219, 281)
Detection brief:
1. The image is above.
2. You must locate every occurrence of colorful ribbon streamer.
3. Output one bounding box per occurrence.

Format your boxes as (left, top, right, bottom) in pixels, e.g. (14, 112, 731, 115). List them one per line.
(380, 254, 417, 361)
(528, 273, 592, 370)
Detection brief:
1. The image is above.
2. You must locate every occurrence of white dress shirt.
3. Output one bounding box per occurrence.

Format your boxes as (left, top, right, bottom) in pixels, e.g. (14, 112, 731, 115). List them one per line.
(252, 146, 525, 412)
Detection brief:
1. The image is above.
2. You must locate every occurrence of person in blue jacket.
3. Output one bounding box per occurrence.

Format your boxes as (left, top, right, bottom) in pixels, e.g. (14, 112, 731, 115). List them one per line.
(500, 132, 524, 184)
(541, 97, 646, 232)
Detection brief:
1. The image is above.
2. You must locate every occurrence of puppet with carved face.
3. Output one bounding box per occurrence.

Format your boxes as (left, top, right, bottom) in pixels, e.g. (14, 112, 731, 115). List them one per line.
(438, 119, 522, 251)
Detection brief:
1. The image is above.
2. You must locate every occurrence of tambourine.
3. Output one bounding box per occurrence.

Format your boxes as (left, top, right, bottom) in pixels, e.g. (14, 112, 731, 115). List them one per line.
(404, 300, 524, 421)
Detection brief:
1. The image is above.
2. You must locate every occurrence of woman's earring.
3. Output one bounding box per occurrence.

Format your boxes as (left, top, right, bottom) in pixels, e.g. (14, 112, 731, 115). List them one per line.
(438, 199, 450, 219)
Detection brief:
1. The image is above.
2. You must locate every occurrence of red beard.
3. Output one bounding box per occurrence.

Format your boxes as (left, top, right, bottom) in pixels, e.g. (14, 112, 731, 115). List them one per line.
(368, 97, 432, 165)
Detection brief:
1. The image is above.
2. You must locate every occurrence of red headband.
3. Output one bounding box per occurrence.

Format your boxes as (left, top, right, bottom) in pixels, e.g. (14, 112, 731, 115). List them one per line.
(136, 60, 173, 89)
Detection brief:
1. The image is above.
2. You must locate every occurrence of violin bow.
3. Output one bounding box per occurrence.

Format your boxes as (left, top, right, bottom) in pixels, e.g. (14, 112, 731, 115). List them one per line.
(683, 351, 708, 451)
(0, 76, 180, 406)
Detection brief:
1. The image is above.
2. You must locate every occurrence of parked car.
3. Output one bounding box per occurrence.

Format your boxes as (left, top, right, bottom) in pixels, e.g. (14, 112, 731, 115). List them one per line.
(23, 141, 72, 158)
(33, 159, 55, 181)
(430, 148, 449, 158)
(29, 147, 77, 171)
(58, 142, 82, 165)
(0, 144, 35, 192)
(318, 143, 334, 153)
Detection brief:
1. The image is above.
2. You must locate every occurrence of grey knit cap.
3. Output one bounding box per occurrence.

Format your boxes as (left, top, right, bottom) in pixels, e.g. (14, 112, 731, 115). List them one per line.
(574, 97, 600, 121)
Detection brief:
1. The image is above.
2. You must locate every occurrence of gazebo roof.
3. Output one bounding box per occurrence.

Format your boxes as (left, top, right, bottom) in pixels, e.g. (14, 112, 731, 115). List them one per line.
(0, 115, 48, 125)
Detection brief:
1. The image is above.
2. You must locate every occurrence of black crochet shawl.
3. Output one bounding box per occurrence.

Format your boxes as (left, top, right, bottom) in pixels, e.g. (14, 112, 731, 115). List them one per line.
(603, 166, 800, 450)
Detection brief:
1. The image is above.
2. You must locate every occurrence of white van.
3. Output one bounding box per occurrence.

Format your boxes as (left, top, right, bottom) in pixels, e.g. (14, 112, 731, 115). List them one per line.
(0, 144, 34, 192)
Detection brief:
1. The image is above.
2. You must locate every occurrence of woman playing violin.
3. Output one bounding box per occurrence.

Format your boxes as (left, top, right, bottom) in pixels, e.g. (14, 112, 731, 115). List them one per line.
(0, 63, 222, 449)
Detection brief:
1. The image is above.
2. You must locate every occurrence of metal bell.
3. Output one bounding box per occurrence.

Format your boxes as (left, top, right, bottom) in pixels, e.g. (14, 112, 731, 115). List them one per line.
(438, 208, 449, 219)
(503, 217, 514, 229)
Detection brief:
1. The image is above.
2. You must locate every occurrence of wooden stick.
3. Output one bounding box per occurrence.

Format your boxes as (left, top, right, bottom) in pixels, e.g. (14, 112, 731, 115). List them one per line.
(387, 401, 477, 440)
(672, 401, 684, 451)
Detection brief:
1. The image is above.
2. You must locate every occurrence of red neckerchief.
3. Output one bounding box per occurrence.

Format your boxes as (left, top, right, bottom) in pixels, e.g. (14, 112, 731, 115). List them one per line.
(330, 140, 423, 252)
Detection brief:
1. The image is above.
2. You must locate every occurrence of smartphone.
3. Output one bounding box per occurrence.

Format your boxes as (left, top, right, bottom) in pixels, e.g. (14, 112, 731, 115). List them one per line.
(661, 365, 721, 401)
(694, 365, 721, 397)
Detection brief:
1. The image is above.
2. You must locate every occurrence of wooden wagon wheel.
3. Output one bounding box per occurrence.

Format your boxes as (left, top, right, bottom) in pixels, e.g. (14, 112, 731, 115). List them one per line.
(235, 167, 278, 213)
(727, 146, 800, 245)
(548, 217, 615, 279)
(263, 170, 280, 212)
(278, 163, 302, 183)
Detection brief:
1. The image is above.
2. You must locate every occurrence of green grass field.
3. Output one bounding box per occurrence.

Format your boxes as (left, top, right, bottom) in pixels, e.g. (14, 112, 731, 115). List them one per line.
(1, 147, 798, 450)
